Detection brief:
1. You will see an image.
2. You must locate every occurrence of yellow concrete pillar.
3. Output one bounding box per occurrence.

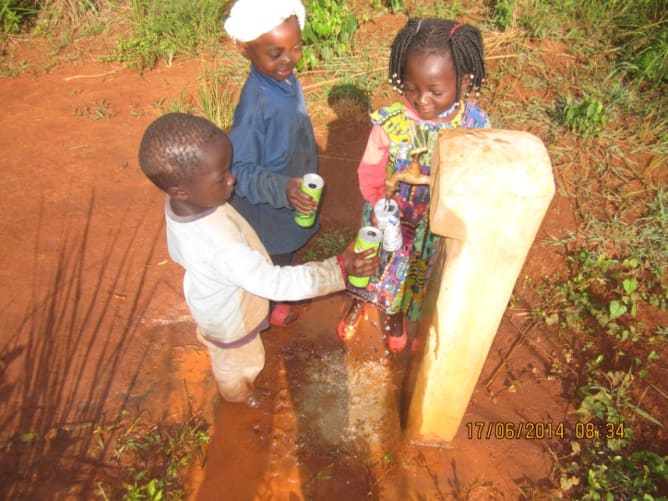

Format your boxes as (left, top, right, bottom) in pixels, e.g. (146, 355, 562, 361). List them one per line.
(404, 128, 555, 444)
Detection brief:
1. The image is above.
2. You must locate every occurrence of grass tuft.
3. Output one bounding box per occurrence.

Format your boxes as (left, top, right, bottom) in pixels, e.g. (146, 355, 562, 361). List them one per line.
(114, 0, 225, 72)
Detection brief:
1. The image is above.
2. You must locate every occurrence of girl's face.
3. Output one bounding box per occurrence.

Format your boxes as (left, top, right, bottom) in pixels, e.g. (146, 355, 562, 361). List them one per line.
(241, 16, 302, 81)
(402, 51, 466, 121)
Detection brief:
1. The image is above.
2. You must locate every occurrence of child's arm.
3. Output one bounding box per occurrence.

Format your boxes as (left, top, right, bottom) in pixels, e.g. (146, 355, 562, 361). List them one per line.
(218, 242, 378, 302)
(230, 124, 292, 209)
(358, 125, 391, 206)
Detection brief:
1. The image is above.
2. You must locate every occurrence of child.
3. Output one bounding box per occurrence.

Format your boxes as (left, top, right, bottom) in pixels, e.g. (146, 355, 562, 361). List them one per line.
(138, 112, 378, 406)
(224, 0, 317, 328)
(337, 19, 491, 354)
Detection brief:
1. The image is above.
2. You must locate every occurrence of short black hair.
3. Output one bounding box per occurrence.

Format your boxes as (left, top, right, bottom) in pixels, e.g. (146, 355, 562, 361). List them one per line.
(138, 112, 225, 191)
(388, 18, 486, 103)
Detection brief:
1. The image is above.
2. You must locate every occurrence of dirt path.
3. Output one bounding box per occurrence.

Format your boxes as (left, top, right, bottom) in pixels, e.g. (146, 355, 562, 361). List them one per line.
(1, 44, 571, 499)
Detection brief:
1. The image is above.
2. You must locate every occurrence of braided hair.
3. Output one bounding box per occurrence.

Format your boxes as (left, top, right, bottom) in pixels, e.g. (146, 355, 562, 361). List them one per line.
(388, 18, 485, 102)
(139, 112, 223, 190)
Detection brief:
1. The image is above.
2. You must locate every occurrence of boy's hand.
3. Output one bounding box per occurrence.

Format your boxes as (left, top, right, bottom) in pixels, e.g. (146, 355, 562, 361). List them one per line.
(340, 243, 380, 277)
(287, 177, 318, 215)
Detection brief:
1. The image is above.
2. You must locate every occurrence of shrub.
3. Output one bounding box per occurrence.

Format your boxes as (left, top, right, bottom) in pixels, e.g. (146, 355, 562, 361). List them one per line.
(300, 0, 357, 69)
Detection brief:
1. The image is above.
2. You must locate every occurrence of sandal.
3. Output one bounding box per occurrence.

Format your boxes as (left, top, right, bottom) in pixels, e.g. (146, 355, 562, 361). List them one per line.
(337, 299, 365, 341)
(382, 313, 407, 354)
(269, 303, 299, 328)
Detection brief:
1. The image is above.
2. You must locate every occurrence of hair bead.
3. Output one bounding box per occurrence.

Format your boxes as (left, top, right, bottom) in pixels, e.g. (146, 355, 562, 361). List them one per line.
(387, 19, 486, 103)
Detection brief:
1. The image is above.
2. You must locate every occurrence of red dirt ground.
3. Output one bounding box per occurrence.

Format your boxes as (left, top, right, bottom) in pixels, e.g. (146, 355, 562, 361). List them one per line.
(2, 20, 661, 499)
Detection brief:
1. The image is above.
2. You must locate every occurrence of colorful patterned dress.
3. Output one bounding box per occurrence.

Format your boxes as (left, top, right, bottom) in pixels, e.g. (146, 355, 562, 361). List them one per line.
(347, 100, 490, 321)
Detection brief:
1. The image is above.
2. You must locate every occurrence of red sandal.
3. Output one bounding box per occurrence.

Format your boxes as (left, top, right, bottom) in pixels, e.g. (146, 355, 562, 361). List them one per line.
(382, 312, 407, 354)
(269, 303, 299, 328)
(386, 330, 408, 354)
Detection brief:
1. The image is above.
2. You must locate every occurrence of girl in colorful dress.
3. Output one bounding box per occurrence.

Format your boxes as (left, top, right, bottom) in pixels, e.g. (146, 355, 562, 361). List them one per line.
(337, 18, 491, 353)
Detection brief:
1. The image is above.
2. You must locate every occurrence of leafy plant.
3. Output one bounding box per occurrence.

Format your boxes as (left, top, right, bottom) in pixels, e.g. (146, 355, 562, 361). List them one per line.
(551, 251, 665, 343)
(579, 365, 661, 433)
(0, 0, 37, 33)
(539, 245, 667, 497)
(96, 414, 210, 500)
(300, 0, 357, 69)
(559, 443, 668, 500)
(559, 96, 607, 139)
(490, 0, 515, 31)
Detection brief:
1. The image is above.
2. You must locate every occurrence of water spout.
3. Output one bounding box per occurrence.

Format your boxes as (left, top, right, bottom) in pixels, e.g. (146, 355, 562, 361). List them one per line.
(384, 147, 431, 199)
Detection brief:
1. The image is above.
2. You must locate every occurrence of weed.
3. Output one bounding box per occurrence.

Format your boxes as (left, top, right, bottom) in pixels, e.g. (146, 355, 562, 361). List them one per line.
(327, 83, 370, 122)
(371, 0, 405, 13)
(551, 251, 665, 342)
(96, 413, 210, 500)
(151, 91, 196, 116)
(553, 188, 667, 287)
(537, 244, 667, 497)
(557, 96, 606, 139)
(73, 99, 114, 119)
(489, 0, 515, 31)
(409, 0, 464, 18)
(558, 441, 668, 500)
(36, 0, 107, 33)
(0, 59, 29, 77)
(300, 0, 357, 70)
(514, 1, 557, 40)
(197, 65, 239, 132)
(606, 0, 667, 89)
(0, 0, 37, 34)
(114, 0, 224, 71)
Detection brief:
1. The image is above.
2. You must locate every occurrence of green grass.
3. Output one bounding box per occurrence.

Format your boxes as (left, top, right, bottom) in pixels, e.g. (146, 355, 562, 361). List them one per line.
(558, 96, 607, 139)
(197, 65, 236, 132)
(1, 0, 38, 34)
(300, 0, 357, 70)
(96, 412, 210, 501)
(489, 0, 516, 31)
(151, 91, 196, 116)
(73, 99, 114, 120)
(113, 0, 225, 71)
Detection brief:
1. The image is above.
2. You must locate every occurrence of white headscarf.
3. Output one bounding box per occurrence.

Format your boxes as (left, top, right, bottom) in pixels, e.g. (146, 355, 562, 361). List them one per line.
(224, 0, 306, 43)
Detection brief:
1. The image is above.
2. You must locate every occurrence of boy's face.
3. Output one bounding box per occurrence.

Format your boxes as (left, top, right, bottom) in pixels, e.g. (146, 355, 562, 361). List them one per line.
(241, 15, 302, 81)
(402, 51, 469, 121)
(173, 134, 235, 212)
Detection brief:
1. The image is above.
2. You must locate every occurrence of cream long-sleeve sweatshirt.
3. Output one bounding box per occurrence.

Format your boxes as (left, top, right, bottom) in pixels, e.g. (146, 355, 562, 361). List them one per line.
(165, 199, 344, 343)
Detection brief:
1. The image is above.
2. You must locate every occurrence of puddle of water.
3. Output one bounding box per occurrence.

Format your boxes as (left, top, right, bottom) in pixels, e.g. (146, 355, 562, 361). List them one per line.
(191, 296, 407, 500)
(188, 292, 545, 500)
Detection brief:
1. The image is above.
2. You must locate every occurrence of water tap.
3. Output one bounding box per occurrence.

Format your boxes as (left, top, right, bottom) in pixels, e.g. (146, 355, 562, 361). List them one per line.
(384, 147, 431, 199)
